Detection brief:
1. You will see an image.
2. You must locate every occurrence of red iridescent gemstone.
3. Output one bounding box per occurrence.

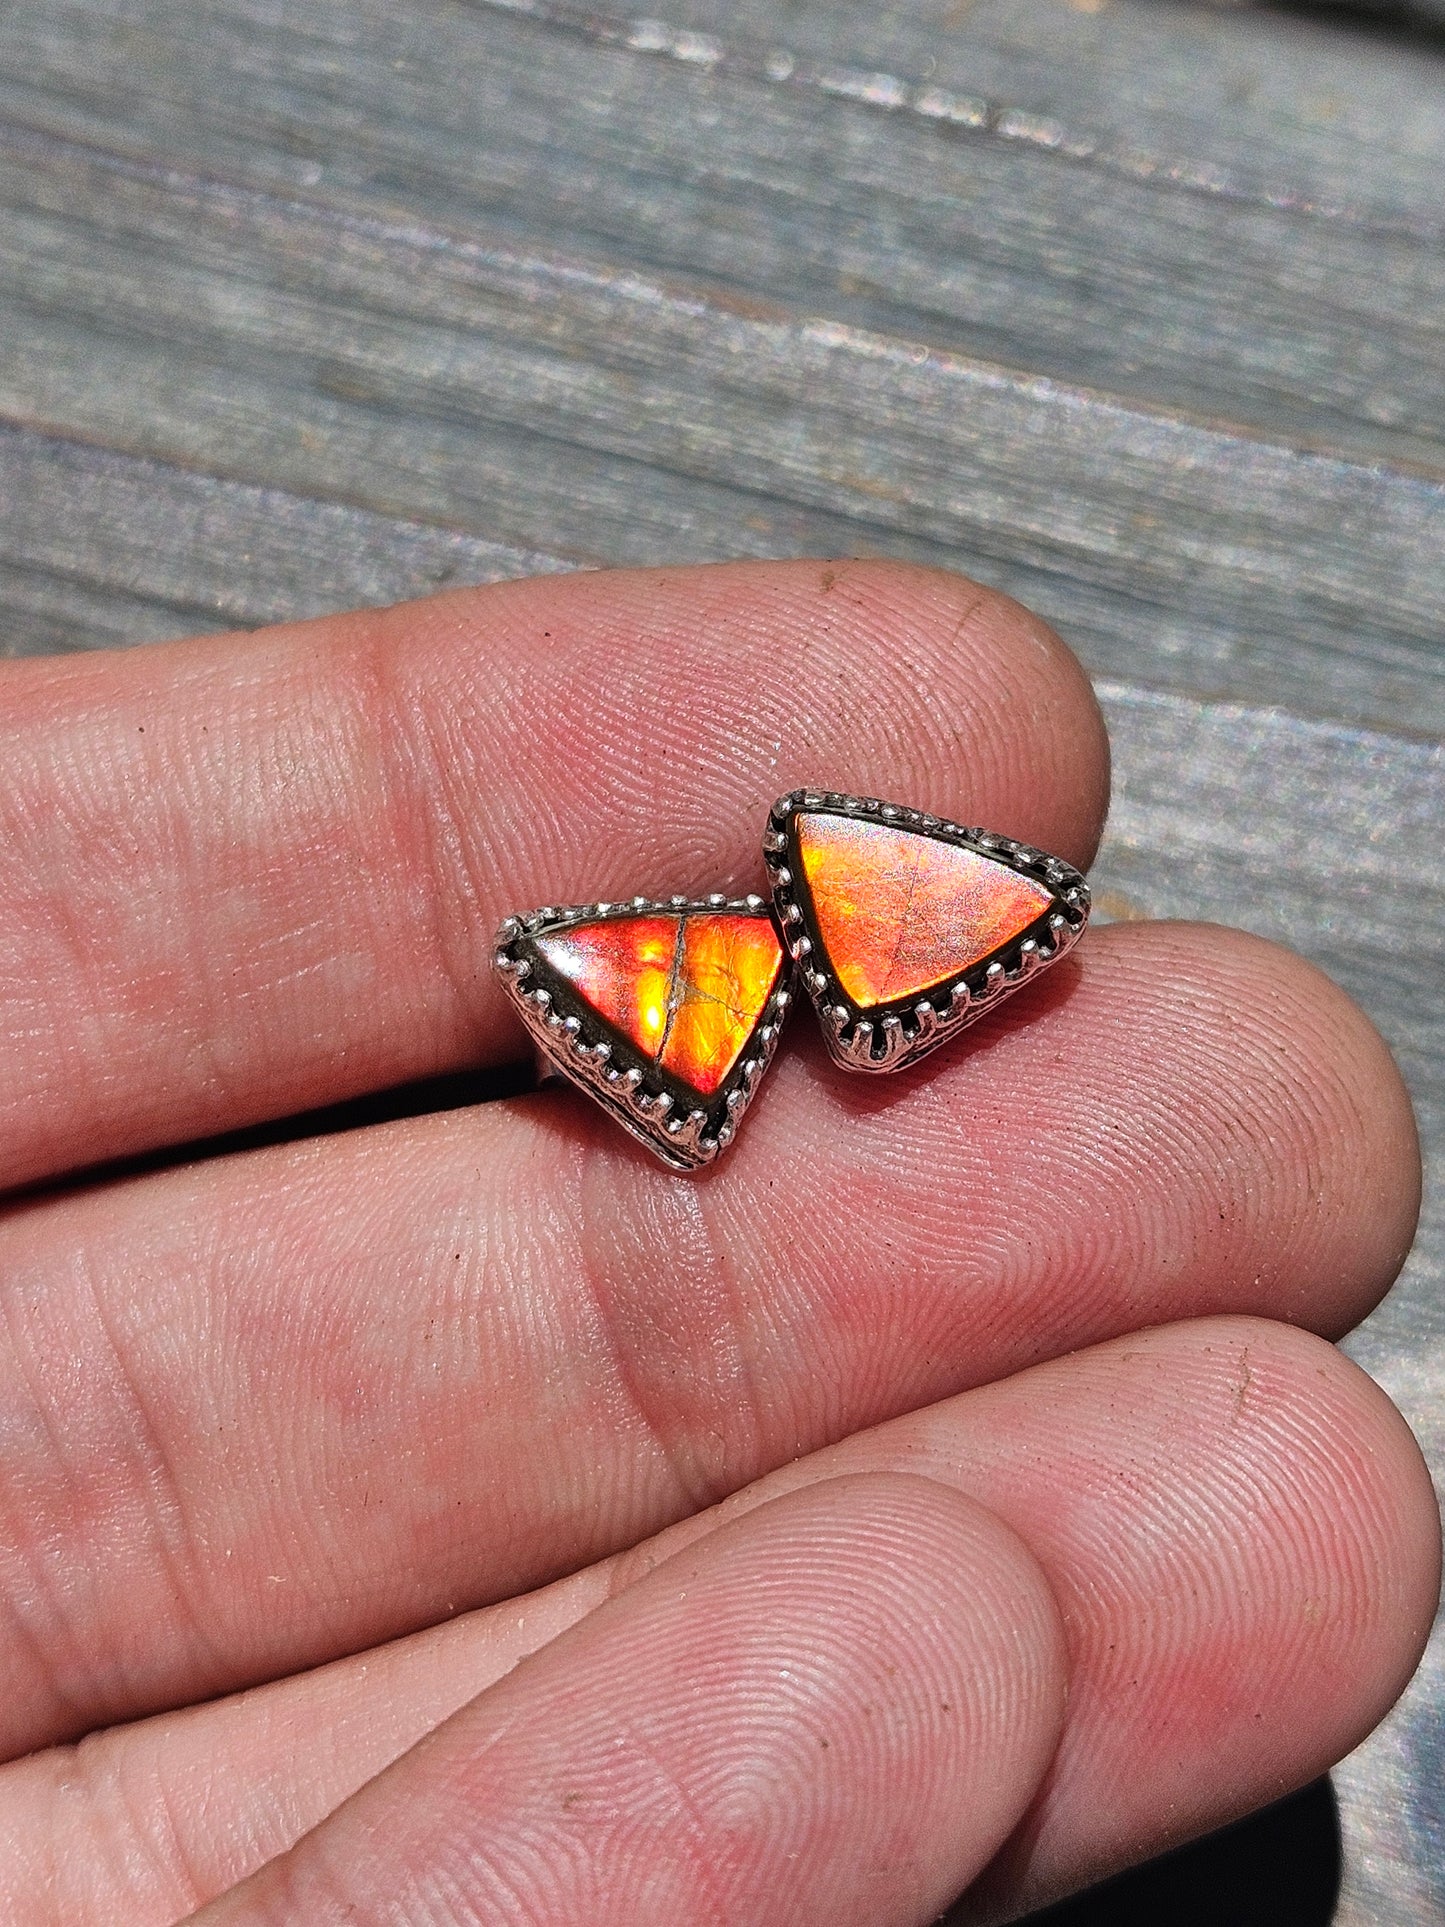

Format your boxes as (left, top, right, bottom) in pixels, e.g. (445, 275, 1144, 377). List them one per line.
(796, 812, 1053, 1008)
(533, 916, 676, 1058)
(534, 912, 783, 1095)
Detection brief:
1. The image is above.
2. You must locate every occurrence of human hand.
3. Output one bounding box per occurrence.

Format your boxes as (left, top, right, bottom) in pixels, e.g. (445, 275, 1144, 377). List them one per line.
(0, 562, 1435, 1924)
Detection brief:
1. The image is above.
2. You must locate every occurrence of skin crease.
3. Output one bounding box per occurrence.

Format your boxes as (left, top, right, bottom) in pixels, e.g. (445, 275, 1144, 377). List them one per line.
(187, 1478, 1072, 1927)
(0, 925, 1421, 1754)
(0, 560, 1433, 1924)
(0, 1319, 1434, 1925)
(0, 561, 1107, 1187)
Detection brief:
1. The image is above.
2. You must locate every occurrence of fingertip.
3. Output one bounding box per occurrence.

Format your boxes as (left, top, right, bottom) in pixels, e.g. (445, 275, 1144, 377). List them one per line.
(968, 1314, 1441, 1915)
(793, 1470, 1072, 1756)
(1260, 1320, 1442, 1696)
(405, 555, 1112, 877)
(948, 580, 1111, 873)
(576, 1467, 1076, 1898)
(186, 1469, 1070, 1927)
(1263, 945, 1423, 1330)
(1070, 922, 1422, 1338)
(763, 560, 1112, 871)
(1172, 1315, 1440, 1706)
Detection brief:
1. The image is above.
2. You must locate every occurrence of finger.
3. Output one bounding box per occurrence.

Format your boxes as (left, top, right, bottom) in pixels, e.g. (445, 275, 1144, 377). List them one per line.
(183, 1475, 1066, 1927)
(0, 922, 1419, 1753)
(0, 560, 1107, 1186)
(2, 1322, 1431, 1924)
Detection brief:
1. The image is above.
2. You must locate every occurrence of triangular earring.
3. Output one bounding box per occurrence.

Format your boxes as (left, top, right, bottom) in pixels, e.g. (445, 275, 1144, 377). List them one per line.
(764, 790, 1089, 1073)
(494, 895, 792, 1168)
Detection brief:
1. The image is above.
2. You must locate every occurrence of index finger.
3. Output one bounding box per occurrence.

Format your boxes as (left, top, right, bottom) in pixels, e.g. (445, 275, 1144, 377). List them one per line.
(0, 560, 1107, 1186)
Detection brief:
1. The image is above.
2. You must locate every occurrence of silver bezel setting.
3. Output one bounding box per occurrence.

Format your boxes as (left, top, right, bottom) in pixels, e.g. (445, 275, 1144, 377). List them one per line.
(493, 894, 793, 1170)
(765, 789, 1090, 1074)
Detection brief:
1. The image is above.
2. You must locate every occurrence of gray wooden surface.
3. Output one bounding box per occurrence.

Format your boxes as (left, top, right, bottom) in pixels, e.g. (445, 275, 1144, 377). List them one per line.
(1, 1, 1441, 1919)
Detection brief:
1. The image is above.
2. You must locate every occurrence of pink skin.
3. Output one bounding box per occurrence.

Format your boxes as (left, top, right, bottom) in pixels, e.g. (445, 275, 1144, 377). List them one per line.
(0, 925, 1417, 1755)
(0, 561, 1432, 1924)
(0, 1319, 1433, 1926)
(0, 563, 1104, 1187)
(186, 1477, 1071, 1927)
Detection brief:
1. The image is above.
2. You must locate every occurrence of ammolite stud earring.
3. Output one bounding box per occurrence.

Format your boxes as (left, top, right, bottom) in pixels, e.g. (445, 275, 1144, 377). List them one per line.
(764, 790, 1089, 1074)
(493, 895, 792, 1169)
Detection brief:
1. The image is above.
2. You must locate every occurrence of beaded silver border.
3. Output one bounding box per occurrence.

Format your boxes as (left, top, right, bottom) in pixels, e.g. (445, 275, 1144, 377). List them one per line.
(764, 789, 1090, 1074)
(493, 894, 793, 1170)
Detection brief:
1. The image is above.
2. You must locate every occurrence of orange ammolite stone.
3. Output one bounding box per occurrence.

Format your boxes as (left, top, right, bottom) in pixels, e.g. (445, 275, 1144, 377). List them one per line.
(534, 912, 783, 1096)
(796, 813, 1053, 1009)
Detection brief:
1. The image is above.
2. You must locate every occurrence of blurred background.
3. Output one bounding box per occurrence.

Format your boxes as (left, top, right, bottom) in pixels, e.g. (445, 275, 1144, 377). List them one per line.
(0, 1, 1441, 1918)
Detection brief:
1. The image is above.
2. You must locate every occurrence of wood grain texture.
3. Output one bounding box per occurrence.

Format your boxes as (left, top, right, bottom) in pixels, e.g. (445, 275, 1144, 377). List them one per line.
(5, 0, 1445, 464)
(4, 120, 1442, 732)
(0, 0, 1441, 1919)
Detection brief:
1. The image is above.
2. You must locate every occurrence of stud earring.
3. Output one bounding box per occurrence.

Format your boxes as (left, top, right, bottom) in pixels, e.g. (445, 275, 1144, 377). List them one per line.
(493, 894, 792, 1169)
(764, 789, 1089, 1074)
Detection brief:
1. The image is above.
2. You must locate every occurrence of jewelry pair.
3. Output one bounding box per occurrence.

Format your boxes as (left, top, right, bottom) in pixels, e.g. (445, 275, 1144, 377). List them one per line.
(494, 789, 1090, 1171)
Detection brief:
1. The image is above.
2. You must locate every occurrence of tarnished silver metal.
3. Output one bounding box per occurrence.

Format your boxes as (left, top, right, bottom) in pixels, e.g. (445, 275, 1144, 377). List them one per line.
(493, 894, 792, 1171)
(765, 788, 1090, 1075)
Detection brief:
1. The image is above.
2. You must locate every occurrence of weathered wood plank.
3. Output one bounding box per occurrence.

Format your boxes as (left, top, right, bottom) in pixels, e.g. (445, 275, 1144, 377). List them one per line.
(3, 131, 1442, 733)
(1, 0, 1443, 467)
(649, 0, 1445, 216)
(0, 426, 570, 653)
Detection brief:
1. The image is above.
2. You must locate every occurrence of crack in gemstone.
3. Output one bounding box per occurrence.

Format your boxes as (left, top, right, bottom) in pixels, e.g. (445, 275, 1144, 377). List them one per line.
(535, 913, 783, 1096)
